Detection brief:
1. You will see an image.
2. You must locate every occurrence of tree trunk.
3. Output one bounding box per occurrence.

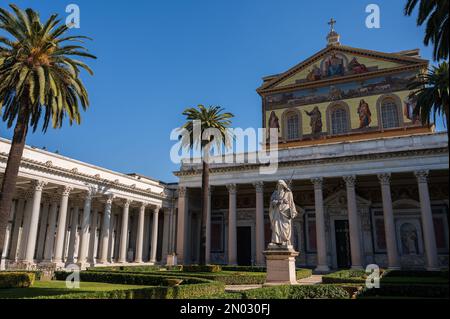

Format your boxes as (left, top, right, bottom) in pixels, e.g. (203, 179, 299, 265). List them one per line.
(0, 103, 30, 266)
(199, 160, 209, 265)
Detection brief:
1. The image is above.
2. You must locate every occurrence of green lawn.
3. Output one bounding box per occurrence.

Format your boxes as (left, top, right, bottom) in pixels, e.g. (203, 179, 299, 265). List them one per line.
(0, 280, 152, 299)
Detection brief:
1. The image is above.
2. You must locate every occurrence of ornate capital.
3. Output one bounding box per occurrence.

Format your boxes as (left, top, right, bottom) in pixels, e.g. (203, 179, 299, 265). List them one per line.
(415, 170, 429, 184)
(61, 185, 72, 197)
(226, 183, 237, 194)
(178, 186, 187, 198)
(343, 175, 356, 188)
(311, 177, 323, 189)
(32, 180, 47, 192)
(85, 185, 97, 200)
(377, 173, 391, 186)
(105, 194, 115, 205)
(123, 198, 132, 208)
(253, 181, 264, 193)
(140, 202, 148, 210)
(153, 205, 161, 213)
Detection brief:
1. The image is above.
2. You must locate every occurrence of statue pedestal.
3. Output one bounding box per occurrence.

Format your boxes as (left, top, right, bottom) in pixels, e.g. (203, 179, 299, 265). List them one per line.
(263, 245, 299, 286)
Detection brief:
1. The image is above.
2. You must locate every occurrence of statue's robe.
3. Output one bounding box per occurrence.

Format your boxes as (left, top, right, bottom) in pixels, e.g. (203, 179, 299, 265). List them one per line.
(269, 189, 298, 245)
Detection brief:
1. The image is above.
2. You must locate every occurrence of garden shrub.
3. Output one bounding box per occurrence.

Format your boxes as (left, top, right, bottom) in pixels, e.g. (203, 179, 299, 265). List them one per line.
(358, 283, 449, 299)
(0, 272, 35, 289)
(52, 271, 225, 299)
(242, 284, 349, 299)
(182, 265, 222, 273)
(322, 269, 368, 284)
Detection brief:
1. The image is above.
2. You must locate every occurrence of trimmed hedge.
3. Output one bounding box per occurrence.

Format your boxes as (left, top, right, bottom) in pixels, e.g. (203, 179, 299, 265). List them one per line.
(358, 283, 449, 299)
(182, 265, 222, 273)
(53, 271, 225, 299)
(382, 269, 449, 279)
(221, 266, 266, 272)
(242, 284, 350, 299)
(322, 269, 368, 284)
(0, 272, 35, 289)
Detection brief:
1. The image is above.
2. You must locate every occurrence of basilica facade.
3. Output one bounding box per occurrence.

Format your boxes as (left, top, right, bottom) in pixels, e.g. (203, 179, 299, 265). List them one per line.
(174, 30, 449, 271)
(1, 29, 448, 272)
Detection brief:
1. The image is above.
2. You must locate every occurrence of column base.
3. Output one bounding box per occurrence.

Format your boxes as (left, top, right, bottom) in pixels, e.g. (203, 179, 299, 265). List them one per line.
(9, 261, 36, 270)
(426, 266, 441, 271)
(263, 246, 299, 286)
(314, 265, 330, 273)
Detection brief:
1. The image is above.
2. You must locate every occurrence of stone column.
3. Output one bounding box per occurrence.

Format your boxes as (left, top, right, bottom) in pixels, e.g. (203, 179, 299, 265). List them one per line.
(168, 201, 176, 255)
(205, 186, 212, 265)
(53, 186, 72, 265)
(415, 170, 439, 270)
(98, 194, 114, 264)
(77, 189, 94, 267)
(43, 200, 59, 262)
(343, 175, 363, 270)
(18, 192, 33, 261)
(9, 199, 25, 261)
(107, 211, 116, 262)
(1, 200, 16, 269)
(36, 201, 50, 261)
(118, 199, 131, 263)
(135, 202, 146, 263)
(378, 173, 400, 269)
(227, 184, 237, 265)
(311, 177, 330, 272)
(24, 180, 47, 264)
(87, 208, 99, 264)
(161, 208, 171, 263)
(66, 206, 80, 264)
(254, 181, 265, 265)
(150, 206, 160, 264)
(176, 186, 188, 264)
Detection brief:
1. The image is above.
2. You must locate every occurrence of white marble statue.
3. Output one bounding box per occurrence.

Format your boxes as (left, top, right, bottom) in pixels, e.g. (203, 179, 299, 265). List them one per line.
(269, 180, 298, 247)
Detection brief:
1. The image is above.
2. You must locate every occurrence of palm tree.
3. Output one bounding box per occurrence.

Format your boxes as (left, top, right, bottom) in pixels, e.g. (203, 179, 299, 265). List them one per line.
(182, 105, 234, 265)
(408, 62, 449, 128)
(404, 0, 449, 61)
(0, 5, 95, 263)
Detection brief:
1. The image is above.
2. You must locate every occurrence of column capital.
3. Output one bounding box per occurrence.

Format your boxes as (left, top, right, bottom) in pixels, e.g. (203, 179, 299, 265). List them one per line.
(32, 180, 47, 191)
(105, 193, 115, 205)
(122, 198, 132, 208)
(377, 173, 391, 185)
(343, 175, 356, 187)
(253, 181, 264, 193)
(61, 185, 73, 197)
(85, 185, 97, 199)
(178, 186, 187, 198)
(153, 205, 161, 213)
(311, 177, 323, 189)
(415, 170, 429, 183)
(226, 183, 237, 194)
(140, 202, 149, 210)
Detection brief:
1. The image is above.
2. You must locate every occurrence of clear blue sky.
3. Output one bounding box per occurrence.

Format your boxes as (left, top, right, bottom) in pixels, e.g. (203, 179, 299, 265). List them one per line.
(0, 0, 442, 183)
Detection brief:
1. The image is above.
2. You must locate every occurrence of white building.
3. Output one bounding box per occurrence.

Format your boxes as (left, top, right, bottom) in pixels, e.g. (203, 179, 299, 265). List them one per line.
(0, 137, 177, 270)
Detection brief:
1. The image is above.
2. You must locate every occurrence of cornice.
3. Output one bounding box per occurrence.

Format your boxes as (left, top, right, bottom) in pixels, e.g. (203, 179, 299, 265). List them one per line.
(258, 64, 426, 96)
(174, 147, 448, 177)
(0, 152, 166, 201)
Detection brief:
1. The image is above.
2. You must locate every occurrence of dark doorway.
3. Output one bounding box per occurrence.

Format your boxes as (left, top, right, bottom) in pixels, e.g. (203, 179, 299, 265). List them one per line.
(335, 220, 351, 268)
(237, 226, 252, 265)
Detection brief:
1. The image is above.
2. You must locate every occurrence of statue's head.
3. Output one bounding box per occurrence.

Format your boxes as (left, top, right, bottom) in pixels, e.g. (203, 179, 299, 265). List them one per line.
(277, 180, 289, 192)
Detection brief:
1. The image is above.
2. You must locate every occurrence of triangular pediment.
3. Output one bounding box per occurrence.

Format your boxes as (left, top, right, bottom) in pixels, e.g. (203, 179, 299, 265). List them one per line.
(324, 189, 371, 207)
(257, 45, 427, 93)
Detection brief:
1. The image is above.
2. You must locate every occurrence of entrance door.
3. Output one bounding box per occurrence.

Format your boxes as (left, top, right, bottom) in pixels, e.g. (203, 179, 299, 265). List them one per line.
(237, 226, 252, 265)
(334, 220, 351, 268)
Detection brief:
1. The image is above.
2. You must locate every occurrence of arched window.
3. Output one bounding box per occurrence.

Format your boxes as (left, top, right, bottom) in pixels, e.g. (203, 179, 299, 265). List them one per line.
(286, 112, 300, 140)
(331, 107, 349, 134)
(380, 98, 399, 129)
